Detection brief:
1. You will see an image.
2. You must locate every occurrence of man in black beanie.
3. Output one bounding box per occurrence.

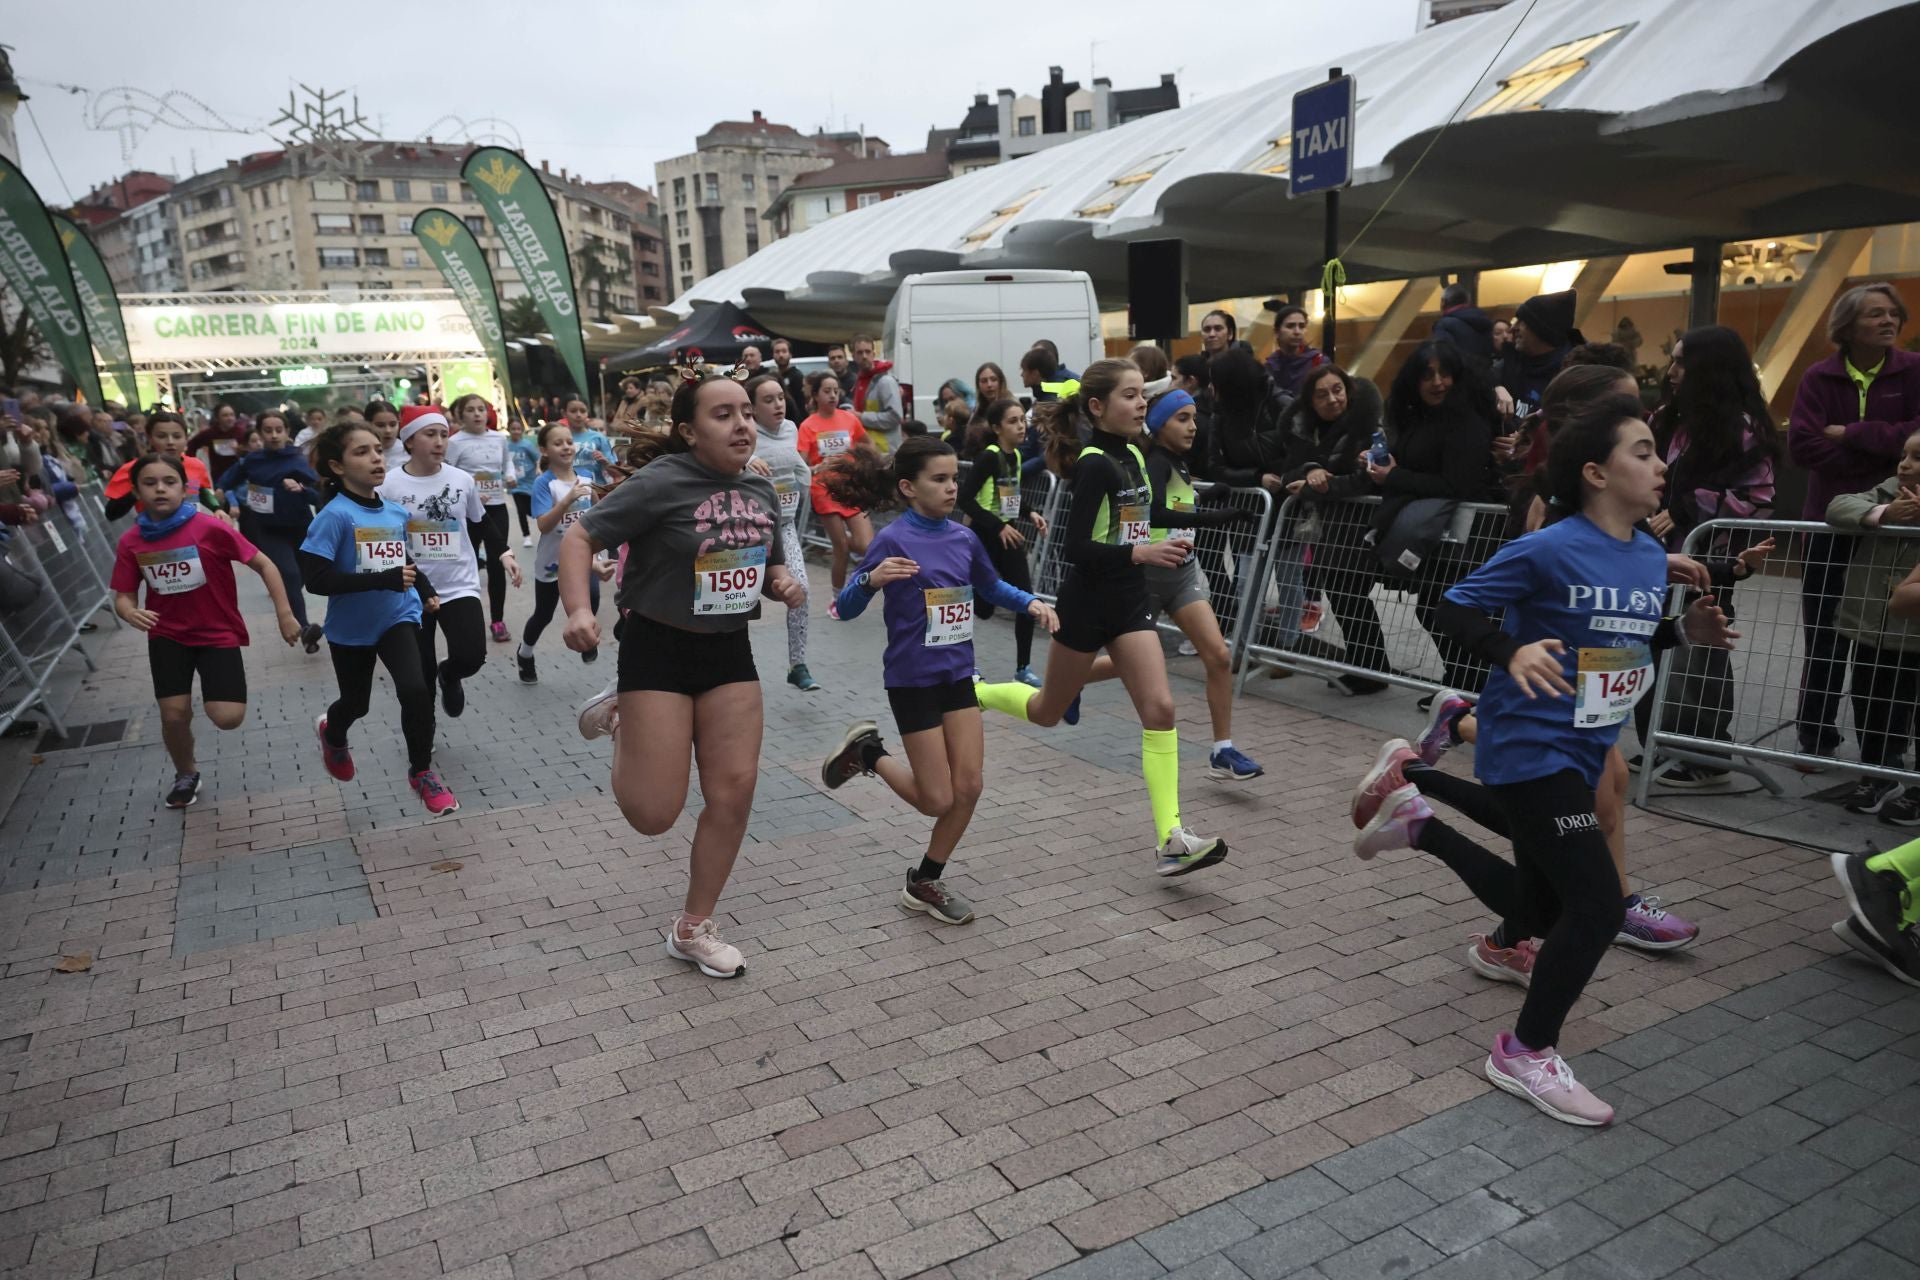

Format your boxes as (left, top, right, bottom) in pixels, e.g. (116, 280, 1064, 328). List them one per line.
(1494, 288, 1584, 417)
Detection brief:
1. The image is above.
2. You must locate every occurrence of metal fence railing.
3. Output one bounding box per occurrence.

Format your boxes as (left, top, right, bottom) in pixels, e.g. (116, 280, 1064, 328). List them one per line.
(0, 481, 126, 737)
(1233, 493, 1510, 698)
(1636, 517, 1920, 805)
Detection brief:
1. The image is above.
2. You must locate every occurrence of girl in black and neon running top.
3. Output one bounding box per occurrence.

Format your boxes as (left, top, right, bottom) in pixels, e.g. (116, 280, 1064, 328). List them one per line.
(975, 358, 1228, 877)
(958, 398, 1050, 685)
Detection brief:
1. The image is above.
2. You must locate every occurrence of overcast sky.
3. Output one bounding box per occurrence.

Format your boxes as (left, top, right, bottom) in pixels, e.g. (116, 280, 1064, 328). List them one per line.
(8, 0, 1421, 203)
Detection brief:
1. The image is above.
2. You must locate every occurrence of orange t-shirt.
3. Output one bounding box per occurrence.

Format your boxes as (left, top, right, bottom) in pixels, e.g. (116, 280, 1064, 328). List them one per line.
(797, 410, 868, 517)
(106, 455, 212, 508)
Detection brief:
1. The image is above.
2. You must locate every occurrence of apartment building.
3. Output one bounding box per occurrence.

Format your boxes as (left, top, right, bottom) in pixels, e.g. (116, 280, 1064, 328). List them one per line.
(109, 142, 655, 315)
(655, 111, 854, 296)
(948, 67, 1182, 170)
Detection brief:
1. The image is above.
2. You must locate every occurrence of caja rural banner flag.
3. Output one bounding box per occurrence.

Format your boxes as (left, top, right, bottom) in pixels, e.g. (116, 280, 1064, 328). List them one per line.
(50, 213, 139, 411)
(460, 147, 589, 396)
(414, 206, 514, 405)
(0, 156, 103, 403)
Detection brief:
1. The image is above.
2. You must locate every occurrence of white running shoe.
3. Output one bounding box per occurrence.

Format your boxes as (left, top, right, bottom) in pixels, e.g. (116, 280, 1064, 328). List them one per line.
(577, 680, 619, 740)
(1156, 826, 1227, 876)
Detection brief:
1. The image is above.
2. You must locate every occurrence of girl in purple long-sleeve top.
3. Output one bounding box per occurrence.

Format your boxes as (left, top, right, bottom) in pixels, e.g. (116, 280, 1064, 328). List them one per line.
(817, 436, 1060, 927)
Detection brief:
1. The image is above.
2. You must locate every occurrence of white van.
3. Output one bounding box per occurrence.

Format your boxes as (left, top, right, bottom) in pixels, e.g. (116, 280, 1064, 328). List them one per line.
(881, 269, 1103, 423)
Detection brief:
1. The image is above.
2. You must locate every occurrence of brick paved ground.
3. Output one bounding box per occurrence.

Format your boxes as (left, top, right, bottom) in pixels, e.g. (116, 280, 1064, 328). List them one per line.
(0, 557, 1915, 1279)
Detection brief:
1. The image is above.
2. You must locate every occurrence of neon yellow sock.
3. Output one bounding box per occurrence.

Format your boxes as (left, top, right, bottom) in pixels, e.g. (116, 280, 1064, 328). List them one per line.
(1142, 728, 1180, 846)
(975, 681, 1034, 721)
(1866, 836, 1920, 928)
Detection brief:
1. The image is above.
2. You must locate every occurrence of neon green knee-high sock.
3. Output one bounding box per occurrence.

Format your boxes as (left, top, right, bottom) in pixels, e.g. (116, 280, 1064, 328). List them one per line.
(975, 681, 1034, 721)
(1143, 728, 1180, 846)
(1866, 836, 1920, 927)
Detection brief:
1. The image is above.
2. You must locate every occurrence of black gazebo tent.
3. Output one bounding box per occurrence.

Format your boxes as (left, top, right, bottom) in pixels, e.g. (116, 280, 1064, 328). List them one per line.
(605, 302, 827, 370)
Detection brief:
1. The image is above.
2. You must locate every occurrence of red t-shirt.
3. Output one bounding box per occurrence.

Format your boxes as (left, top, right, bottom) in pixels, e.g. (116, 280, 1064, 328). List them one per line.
(106, 456, 212, 507)
(111, 513, 258, 648)
(188, 423, 250, 481)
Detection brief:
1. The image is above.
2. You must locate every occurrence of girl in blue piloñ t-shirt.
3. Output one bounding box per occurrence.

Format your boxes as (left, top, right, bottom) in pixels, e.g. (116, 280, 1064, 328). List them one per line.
(297, 422, 456, 818)
(1348, 395, 1740, 1129)
(817, 436, 1060, 927)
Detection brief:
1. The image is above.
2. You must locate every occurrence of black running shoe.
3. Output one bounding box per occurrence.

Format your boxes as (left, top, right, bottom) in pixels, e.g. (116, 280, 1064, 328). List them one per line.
(822, 720, 881, 790)
(582, 645, 599, 664)
(165, 771, 201, 809)
(439, 667, 465, 718)
(1831, 916, 1920, 988)
(1831, 851, 1909, 952)
(1844, 778, 1901, 815)
(1880, 787, 1920, 828)
(517, 651, 538, 685)
(299, 623, 324, 654)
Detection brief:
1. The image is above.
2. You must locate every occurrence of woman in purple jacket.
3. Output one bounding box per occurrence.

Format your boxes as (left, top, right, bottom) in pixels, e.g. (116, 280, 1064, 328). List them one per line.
(1788, 283, 1920, 762)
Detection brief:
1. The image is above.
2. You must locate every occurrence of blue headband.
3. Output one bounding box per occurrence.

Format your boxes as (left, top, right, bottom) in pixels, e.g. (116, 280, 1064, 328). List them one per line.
(1146, 390, 1194, 434)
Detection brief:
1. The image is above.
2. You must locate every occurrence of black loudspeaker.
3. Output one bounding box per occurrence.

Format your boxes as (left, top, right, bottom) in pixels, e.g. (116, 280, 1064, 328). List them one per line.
(1128, 239, 1187, 342)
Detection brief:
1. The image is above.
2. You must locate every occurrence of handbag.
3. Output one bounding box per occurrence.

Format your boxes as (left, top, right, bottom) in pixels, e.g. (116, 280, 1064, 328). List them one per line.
(1373, 497, 1457, 579)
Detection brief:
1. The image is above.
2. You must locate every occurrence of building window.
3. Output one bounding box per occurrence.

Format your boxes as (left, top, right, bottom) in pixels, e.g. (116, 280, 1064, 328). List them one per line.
(703, 173, 720, 203)
(431, 181, 449, 202)
(857, 193, 880, 208)
(1073, 109, 1093, 131)
(465, 216, 487, 237)
(394, 179, 411, 201)
(677, 243, 692, 267)
(767, 175, 780, 194)
(318, 247, 359, 269)
(673, 177, 686, 207)
(460, 183, 474, 203)
(311, 177, 348, 201)
(398, 215, 414, 233)
(1017, 116, 1036, 137)
(1470, 27, 1627, 117)
(675, 210, 689, 234)
(745, 224, 759, 256)
(315, 213, 354, 236)
(267, 222, 280, 242)
(742, 173, 755, 194)
(402, 247, 420, 268)
(364, 248, 390, 267)
(359, 214, 385, 235)
(640, 261, 659, 276)
(644, 285, 661, 301)
(356, 180, 381, 201)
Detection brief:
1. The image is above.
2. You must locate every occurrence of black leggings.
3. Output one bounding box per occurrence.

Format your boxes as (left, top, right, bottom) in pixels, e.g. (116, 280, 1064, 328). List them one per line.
(975, 536, 1035, 669)
(418, 595, 487, 684)
(522, 577, 600, 648)
(468, 504, 511, 623)
(1414, 765, 1624, 1050)
(250, 524, 310, 627)
(325, 622, 434, 773)
(512, 491, 532, 538)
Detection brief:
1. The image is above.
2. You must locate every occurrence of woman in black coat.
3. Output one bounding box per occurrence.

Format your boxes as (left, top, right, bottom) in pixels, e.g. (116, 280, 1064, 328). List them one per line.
(1363, 341, 1498, 690)
(1203, 349, 1291, 633)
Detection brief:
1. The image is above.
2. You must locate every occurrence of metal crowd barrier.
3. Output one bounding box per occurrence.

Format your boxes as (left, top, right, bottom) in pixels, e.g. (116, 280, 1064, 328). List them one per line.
(1635, 517, 1920, 806)
(1234, 493, 1508, 697)
(0, 480, 125, 737)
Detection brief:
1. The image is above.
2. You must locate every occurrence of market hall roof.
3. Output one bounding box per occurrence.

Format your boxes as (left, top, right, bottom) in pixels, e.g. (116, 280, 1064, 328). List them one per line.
(663, 0, 1920, 338)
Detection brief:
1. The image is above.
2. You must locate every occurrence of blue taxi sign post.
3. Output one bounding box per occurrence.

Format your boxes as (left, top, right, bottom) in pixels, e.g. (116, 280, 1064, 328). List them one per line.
(1290, 70, 1355, 361)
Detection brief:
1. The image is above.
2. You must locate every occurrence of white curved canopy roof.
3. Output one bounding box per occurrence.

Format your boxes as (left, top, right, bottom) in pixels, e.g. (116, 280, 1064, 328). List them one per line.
(667, 0, 1920, 338)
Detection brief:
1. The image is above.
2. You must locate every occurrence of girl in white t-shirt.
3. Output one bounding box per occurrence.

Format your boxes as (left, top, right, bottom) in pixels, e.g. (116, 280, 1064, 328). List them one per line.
(516, 423, 613, 683)
(376, 408, 493, 719)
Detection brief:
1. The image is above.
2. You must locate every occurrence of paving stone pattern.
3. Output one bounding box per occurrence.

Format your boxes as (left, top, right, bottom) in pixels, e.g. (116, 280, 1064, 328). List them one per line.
(0, 559, 1914, 1279)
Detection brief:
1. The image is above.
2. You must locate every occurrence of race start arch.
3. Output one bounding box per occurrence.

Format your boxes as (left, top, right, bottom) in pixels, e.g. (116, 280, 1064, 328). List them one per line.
(115, 288, 496, 411)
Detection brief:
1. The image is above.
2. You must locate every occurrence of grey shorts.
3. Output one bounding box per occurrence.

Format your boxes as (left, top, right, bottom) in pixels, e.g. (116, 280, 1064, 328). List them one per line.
(1143, 555, 1208, 620)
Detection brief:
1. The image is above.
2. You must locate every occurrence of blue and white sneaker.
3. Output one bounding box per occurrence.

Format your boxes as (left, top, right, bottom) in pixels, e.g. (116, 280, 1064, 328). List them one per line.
(1208, 746, 1264, 781)
(1015, 665, 1043, 688)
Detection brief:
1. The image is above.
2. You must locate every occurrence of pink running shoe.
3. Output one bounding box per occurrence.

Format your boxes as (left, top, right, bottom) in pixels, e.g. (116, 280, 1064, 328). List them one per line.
(1415, 690, 1475, 766)
(1352, 738, 1420, 829)
(408, 768, 460, 816)
(1615, 894, 1699, 952)
(666, 915, 745, 978)
(315, 714, 354, 782)
(1485, 1032, 1613, 1126)
(490, 621, 510, 643)
(1354, 785, 1431, 860)
(1467, 933, 1538, 986)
